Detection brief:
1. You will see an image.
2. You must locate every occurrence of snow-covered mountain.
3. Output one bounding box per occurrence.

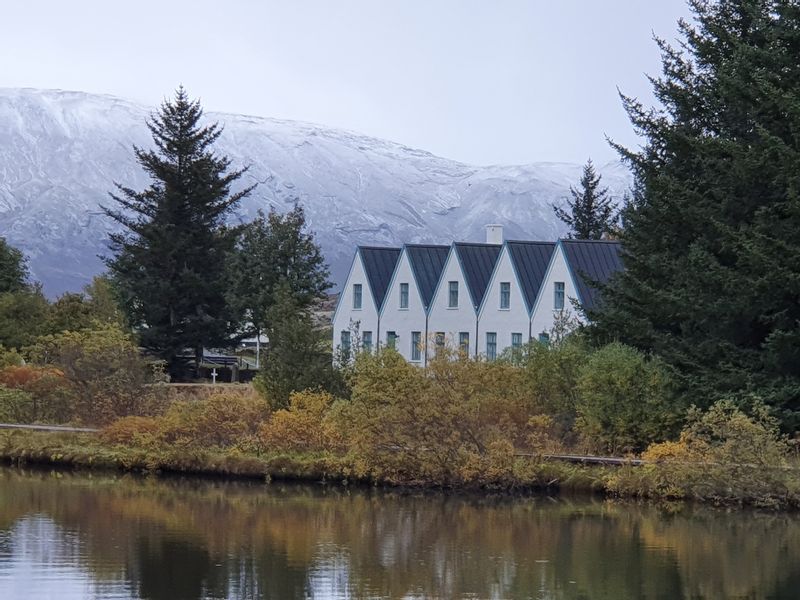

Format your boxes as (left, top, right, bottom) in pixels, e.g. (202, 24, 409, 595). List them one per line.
(0, 88, 631, 296)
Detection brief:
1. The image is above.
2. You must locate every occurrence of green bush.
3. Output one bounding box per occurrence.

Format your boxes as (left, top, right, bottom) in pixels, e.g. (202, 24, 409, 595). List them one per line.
(0, 384, 35, 423)
(575, 342, 678, 454)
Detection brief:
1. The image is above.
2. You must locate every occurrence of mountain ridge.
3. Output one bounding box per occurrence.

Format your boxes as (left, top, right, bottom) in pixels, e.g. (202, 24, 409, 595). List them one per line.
(0, 87, 631, 295)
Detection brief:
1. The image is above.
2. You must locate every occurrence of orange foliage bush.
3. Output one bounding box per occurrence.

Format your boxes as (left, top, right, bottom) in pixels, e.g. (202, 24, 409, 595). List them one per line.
(100, 416, 162, 445)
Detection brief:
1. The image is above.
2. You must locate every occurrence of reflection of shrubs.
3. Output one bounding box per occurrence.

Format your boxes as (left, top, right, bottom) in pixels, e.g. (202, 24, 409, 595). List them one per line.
(608, 398, 796, 508)
(575, 342, 677, 454)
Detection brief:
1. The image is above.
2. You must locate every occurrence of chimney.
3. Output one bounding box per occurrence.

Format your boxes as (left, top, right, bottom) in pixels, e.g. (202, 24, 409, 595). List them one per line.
(485, 224, 503, 244)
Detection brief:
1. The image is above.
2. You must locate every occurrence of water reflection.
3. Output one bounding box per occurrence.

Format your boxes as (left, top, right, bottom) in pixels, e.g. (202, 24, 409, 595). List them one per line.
(0, 467, 798, 599)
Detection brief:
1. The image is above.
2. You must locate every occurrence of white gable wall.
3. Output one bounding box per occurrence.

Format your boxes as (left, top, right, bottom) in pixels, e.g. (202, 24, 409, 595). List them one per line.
(380, 250, 428, 362)
(530, 244, 584, 340)
(426, 248, 477, 357)
(331, 251, 379, 354)
(477, 246, 531, 357)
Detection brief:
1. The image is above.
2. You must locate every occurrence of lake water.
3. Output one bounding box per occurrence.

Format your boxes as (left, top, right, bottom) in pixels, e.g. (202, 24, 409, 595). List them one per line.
(0, 467, 798, 599)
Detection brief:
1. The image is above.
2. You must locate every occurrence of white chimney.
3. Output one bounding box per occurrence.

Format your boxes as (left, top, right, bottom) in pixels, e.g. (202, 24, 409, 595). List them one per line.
(485, 224, 504, 244)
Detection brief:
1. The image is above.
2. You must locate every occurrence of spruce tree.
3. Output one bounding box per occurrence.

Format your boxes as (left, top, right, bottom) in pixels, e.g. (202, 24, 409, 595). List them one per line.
(103, 87, 254, 375)
(590, 0, 800, 427)
(553, 159, 616, 239)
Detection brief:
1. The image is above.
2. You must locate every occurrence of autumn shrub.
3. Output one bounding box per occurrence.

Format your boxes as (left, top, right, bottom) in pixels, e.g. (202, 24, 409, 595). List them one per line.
(607, 398, 797, 507)
(101, 391, 269, 450)
(341, 348, 536, 484)
(259, 390, 344, 453)
(26, 325, 165, 424)
(0, 345, 23, 368)
(575, 342, 679, 454)
(0, 385, 36, 422)
(0, 365, 72, 422)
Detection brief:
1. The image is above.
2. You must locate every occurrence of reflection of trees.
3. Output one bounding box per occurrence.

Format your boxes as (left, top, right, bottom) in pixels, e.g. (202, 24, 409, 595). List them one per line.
(1, 468, 800, 599)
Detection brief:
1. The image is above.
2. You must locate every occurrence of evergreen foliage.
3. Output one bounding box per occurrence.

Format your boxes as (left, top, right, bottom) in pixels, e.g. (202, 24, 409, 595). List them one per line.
(553, 159, 616, 239)
(227, 206, 330, 339)
(590, 0, 800, 427)
(0, 237, 28, 293)
(103, 87, 254, 374)
(254, 284, 343, 410)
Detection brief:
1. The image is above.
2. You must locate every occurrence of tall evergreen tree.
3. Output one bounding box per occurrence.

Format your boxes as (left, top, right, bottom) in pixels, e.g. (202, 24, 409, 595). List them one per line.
(103, 87, 254, 375)
(553, 159, 616, 239)
(0, 237, 28, 293)
(590, 0, 800, 427)
(227, 206, 330, 351)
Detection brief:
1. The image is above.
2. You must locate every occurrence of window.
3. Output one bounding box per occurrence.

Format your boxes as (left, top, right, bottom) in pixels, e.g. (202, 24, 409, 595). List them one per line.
(500, 282, 511, 309)
(399, 283, 409, 309)
(511, 333, 523, 348)
(386, 331, 397, 349)
(538, 332, 550, 345)
(448, 281, 459, 308)
(353, 283, 362, 309)
(411, 331, 422, 361)
(362, 331, 372, 353)
(458, 332, 470, 354)
(340, 330, 351, 352)
(554, 281, 565, 310)
(435, 332, 445, 354)
(486, 332, 497, 360)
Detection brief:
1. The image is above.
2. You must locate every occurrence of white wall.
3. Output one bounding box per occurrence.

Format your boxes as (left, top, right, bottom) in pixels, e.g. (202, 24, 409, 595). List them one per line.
(331, 251, 379, 354)
(380, 250, 427, 362)
(530, 244, 584, 340)
(478, 246, 531, 357)
(426, 248, 477, 357)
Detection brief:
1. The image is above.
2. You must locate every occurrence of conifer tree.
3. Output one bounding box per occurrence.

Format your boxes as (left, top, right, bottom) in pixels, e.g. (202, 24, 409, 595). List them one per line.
(553, 159, 616, 239)
(590, 0, 800, 427)
(103, 87, 254, 375)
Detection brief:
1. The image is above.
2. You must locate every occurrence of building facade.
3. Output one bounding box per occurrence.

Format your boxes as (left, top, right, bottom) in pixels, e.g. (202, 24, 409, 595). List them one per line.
(333, 228, 622, 362)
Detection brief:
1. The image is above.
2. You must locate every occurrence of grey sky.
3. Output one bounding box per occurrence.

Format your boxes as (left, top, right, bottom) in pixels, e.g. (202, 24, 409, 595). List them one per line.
(2, 0, 689, 165)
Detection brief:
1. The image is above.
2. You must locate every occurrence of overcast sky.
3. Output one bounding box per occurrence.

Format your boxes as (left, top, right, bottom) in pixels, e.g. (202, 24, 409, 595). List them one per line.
(2, 1, 689, 165)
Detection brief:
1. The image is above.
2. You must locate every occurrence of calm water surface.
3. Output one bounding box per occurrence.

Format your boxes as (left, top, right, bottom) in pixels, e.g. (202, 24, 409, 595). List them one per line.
(0, 466, 798, 599)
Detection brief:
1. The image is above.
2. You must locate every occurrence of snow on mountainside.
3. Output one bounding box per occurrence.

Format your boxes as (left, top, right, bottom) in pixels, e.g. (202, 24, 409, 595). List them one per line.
(0, 88, 631, 296)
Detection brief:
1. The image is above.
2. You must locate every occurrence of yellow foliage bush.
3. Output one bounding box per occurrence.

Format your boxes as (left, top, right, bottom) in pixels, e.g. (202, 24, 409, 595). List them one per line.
(259, 390, 344, 453)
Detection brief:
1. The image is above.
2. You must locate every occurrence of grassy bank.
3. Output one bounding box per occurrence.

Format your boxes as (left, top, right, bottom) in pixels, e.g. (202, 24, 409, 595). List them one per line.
(0, 430, 610, 494)
(5, 429, 800, 511)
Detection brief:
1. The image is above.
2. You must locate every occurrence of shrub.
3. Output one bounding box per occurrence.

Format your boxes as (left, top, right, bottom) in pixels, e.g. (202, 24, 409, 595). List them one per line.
(341, 348, 536, 484)
(0, 384, 35, 423)
(259, 390, 344, 453)
(626, 398, 795, 507)
(0, 365, 72, 423)
(25, 325, 164, 424)
(0, 345, 23, 368)
(101, 392, 269, 450)
(575, 342, 678, 454)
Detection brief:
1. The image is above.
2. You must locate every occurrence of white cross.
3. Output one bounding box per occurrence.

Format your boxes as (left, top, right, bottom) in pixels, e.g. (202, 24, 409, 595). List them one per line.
(211, 368, 217, 384)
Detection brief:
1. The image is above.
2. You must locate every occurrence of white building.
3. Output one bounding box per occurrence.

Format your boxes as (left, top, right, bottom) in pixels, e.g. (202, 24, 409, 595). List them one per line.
(332, 229, 623, 361)
(379, 244, 450, 364)
(477, 241, 556, 358)
(331, 246, 401, 356)
(530, 239, 623, 343)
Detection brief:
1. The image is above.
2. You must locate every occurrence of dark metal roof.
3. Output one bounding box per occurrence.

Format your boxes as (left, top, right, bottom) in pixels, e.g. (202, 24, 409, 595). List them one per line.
(454, 243, 502, 309)
(561, 240, 623, 310)
(359, 246, 401, 310)
(405, 244, 450, 309)
(506, 241, 557, 313)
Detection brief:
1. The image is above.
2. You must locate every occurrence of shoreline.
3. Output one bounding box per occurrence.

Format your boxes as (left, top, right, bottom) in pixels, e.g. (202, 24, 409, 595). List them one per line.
(3, 430, 798, 511)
